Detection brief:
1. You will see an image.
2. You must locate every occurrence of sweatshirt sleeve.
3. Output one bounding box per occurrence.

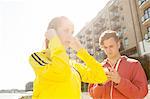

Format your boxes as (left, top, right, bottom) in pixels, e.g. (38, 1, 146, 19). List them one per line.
(114, 61, 148, 98)
(88, 84, 105, 98)
(73, 48, 107, 84)
(29, 35, 71, 81)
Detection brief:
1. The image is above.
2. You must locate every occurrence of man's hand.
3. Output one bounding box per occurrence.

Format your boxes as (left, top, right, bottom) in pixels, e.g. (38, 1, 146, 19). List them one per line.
(45, 29, 57, 40)
(69, 37, 83, 51)
(106, 67, 121, 84)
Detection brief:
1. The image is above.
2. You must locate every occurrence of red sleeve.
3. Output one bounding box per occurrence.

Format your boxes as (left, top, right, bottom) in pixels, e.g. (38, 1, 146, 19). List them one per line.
(88, 84, 105, 98)
(115, 61, 148, 98)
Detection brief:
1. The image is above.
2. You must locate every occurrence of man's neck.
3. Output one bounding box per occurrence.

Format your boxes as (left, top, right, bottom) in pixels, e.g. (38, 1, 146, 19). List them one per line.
(108, 54, 121, 66)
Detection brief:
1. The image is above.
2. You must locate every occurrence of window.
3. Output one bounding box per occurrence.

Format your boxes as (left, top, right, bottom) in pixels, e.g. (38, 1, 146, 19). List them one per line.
(124, 37, 129, 48)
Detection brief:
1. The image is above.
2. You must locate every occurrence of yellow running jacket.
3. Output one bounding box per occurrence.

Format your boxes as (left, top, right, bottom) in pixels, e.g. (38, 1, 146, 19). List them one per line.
(29, 36, 107, 99)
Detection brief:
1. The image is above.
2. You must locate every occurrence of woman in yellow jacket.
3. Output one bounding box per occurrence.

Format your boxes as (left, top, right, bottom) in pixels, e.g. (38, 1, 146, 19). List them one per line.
(29, 16, 107, 99)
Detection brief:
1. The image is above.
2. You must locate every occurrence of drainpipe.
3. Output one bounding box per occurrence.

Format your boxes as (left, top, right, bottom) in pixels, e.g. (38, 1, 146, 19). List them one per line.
(128, 0, 140, 57)
(134, 0, 146, 53)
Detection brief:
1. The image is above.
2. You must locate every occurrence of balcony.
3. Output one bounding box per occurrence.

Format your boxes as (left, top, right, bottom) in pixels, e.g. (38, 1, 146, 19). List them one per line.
(86, 28, 92, 35)
(86, 41, 93, 48)
(94, 36, 99, 43)
(143, 17, 150, 26)
(94, 18, 105, 27)
(95, 42, 99, 49)
(100, 25, 107, 31)
(87, 44, 93, 49)
(144, 31, 150, 41)
(139, 0, 150, 10)
(109, 3, 118, 12)
(86, 36, 92, 41)
(88, 49, 94, 55)
(78, 34, 83, 39)
(110, 12, 120, 21)
(95, 31, 99, 34)
(141, 7, 150, 26)
(94, 27, 102, 34)
(80, 40, 85, 45)
(95, 47, 100, 51)
(87, 41, 93, 45)
(139, 39, 150, 56)
(80, 37, 85, 41)
(111, 22, 121, 30)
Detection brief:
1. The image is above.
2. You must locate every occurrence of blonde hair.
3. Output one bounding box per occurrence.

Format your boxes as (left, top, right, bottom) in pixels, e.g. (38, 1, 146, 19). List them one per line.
(47, 17, 59, 30)
(45, 16, 71, 49)
(47, 16, 70, 30)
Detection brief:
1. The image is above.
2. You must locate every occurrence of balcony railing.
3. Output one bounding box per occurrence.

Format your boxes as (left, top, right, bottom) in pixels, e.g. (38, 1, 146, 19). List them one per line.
(141, 10, 150, 26)
(95, 43, 99, 50)
(78, 34, 83, 39)
(139, 39, 150, 56)
(87, 41, 93, 45)
(86, 41, 93, 48)
(109, 3, 118, 12)
(86, 36, 92, 41)
(86, 29, 92, 34)
(111, 22, 121, 30)
(139, 0, 150, 9)
(94, 18, 105, 27)
(94, 37, 99, 43)
(144, 29, 150, 41)
(87, 49, 94, 55)
(110, 12, 120, 21)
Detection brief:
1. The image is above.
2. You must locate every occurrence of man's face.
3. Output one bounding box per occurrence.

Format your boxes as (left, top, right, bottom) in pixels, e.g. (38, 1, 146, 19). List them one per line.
(101, 37, 120, 59)
(56, 18, 74, 48)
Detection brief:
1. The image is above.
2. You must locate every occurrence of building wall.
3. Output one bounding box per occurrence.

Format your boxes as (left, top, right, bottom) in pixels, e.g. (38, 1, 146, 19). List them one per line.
(75, 0, 143, 59)
(69, 0, 150, 82)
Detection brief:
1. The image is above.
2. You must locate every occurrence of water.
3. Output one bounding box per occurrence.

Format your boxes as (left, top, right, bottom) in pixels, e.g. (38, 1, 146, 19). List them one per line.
(0, 93, 32, 99)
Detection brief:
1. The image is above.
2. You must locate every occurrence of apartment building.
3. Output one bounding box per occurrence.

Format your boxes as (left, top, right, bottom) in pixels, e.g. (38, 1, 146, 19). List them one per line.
(75, 0, 150, 59)
(74, 0, 150, 79)
(66, 0, 150, 92)
(137, 0, 150, 55)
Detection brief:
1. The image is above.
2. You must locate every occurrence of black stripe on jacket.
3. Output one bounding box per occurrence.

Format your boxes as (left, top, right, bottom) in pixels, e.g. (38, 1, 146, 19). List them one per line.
(34, 53, 48, 64)
(31, 54, 45, 66)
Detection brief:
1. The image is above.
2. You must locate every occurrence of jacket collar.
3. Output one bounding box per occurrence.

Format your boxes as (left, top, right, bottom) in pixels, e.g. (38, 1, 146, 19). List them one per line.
(102, 55, 128, 65)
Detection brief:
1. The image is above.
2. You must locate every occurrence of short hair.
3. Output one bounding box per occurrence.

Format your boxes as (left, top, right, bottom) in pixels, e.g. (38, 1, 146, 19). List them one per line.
(99, 30, 120, 46)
